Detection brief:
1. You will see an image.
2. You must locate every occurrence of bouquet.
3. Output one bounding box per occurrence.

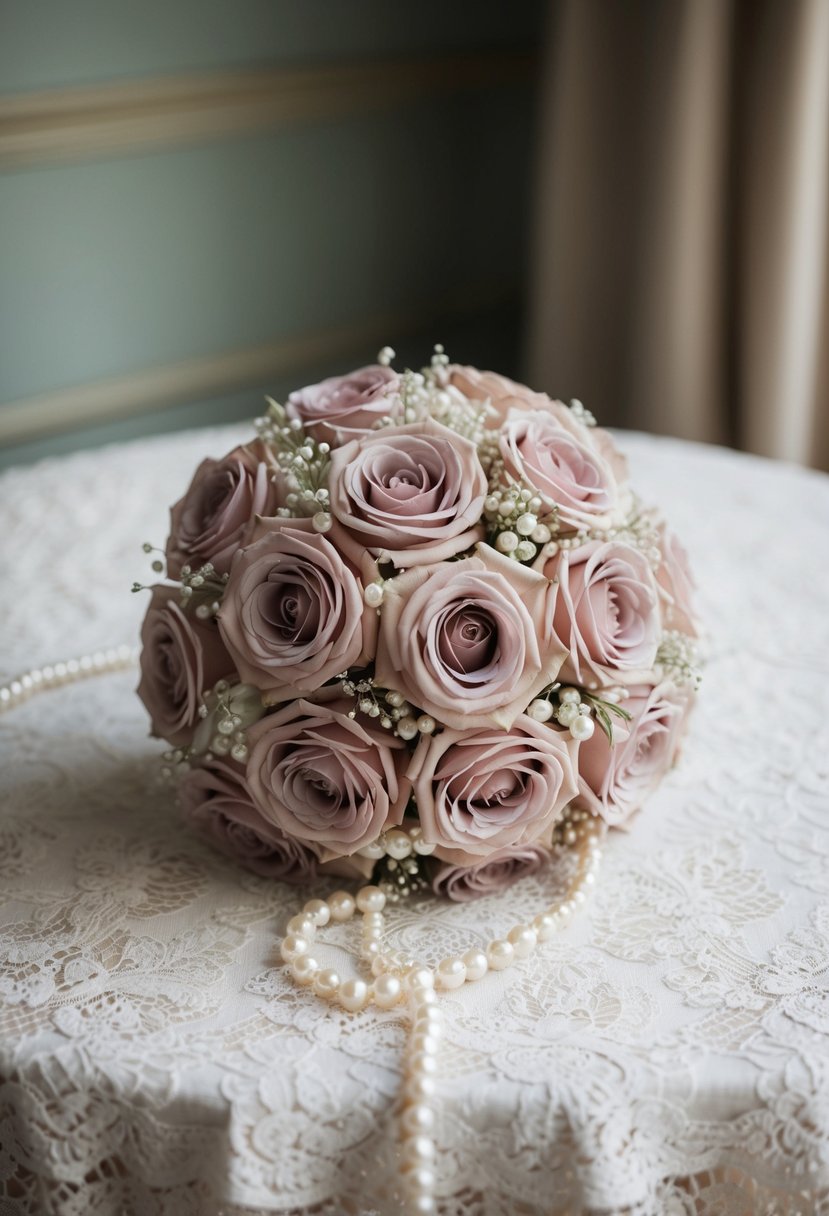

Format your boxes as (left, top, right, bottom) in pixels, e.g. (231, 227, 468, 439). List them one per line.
(136, 346, 700, 903)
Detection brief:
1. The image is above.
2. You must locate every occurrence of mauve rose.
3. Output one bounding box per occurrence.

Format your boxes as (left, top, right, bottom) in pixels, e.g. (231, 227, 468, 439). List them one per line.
(537, 539, 661, 687)
(500, 408, 622, 530)
(137, 586, 235, 747)
(431, 843, 551, 901)
(578, 681, 694, 826)
(327, 419, 487, 568)
(166, 440, 285, 578)
(447, 365, 551, 422)
(409, 715, 579, 859)
(656, 522, 699, 637)
(286, 364, 401, 445)
(218, 518, 377, 702)
(375, 545, 565, 731)
(246, 699, 409, 854)
(181, 758, 322, 882)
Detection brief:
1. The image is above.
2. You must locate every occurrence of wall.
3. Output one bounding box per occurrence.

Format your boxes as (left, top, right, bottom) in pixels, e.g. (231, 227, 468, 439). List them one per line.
(0, 0, 544, 468)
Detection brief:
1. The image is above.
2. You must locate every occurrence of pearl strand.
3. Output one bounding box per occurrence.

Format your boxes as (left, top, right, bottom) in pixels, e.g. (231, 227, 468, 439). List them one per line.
(0, 644, 138, 713)
(278, 816, 603, 1214)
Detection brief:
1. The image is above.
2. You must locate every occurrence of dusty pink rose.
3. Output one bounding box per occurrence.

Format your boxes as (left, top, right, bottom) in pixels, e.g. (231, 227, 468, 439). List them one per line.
(578, 681, 694, 826)
(375, 545, 565, 730)
(328, 419, 487, 568)
(137, 586, 235, 747)
(431, 843, 551, 901)
(218, 519, 377, 702)
(286, 364, 401, 445)
(181, 757, 322, 882)
(656, 522, 699, 637)
(166, 440, 285, 578)
(408, 716, 579, 859)
(245, 699, 409, 854)
(538, 539, 661, 686)
(500, 409, 622, 530)
(447, 365, 551, 423)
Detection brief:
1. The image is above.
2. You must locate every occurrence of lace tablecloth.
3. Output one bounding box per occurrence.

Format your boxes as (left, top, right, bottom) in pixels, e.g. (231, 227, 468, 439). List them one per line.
(1, 426, 828, 1216)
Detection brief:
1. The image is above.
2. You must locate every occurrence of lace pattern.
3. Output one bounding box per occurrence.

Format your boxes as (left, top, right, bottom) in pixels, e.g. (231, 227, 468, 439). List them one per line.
(2, 428, 829, 1215)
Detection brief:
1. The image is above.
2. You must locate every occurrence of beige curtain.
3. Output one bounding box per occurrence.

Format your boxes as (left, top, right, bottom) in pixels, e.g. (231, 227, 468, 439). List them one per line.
(527, 0, 829, 469)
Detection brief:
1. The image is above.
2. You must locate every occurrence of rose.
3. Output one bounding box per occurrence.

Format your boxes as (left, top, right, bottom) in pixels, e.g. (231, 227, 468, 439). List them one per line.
(181, 757, 322, 882)
(137, 586, 235, 746)
(286, 364, 401, 445)
(578, 681, 694, 826)
(447, 365, 551, 423)
(500, 409, 623, 530)
(431, 843, 551, 901)
(656, 522, 699, 637)
(327, 419, 487, 568)
(375, 546, 565, 730)
(218, 518, 377, 702)
(245, 699, 409, 855)
(166, 439, 285, 578)
(408, 715, 579, 859)
(537, 539, 661, 686)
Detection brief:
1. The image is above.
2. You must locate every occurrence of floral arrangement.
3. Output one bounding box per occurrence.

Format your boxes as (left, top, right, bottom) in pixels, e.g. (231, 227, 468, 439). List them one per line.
(136, 347, 700, 903)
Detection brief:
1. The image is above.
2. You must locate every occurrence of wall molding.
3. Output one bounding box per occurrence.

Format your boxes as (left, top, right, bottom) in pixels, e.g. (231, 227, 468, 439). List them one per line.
(0, 284, 517, 447)
(0, 51, 534, 170)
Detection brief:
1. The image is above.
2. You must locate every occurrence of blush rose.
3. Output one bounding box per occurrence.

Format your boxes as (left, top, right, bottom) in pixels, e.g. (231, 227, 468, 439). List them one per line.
(375, 545, 565, 730)
(537, 539, 661, 686)
(286, 364, 401, 445)
(578, 681, 694, 826)
(408, 715, 579, 859)
(166, 439, 285, 578)
(327, 419, 487, 568)
(431, 843, 551, 901)
(245, 699, 409, 855)
(218, 518, 377, 702)
(137, 586, 235, 747)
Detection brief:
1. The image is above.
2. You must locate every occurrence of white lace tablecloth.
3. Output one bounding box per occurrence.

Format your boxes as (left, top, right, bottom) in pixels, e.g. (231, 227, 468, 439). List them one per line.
(1, 426, 829, 1216)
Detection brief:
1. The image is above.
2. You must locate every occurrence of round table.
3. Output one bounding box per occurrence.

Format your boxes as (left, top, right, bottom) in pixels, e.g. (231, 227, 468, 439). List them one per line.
(1, 427, 828, 1216)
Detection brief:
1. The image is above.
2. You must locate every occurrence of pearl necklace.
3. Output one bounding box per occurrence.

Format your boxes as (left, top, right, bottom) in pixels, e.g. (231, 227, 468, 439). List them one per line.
(280, 812, 602, 1214)
(0, 644, 602, 1214)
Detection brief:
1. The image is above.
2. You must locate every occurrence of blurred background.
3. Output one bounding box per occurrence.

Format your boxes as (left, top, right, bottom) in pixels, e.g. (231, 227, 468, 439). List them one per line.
(0, 0, 827, 472)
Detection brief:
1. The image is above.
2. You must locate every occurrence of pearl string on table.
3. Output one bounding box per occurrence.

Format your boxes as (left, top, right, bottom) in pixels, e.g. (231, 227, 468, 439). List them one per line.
(0, 646, 602, 1214)
(280, 809, 603, 1215)
(0, 644, 139, 713)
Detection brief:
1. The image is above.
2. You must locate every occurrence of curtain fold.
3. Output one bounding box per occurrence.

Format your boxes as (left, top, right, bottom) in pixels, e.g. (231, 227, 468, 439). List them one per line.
(527, 0, 829, 469)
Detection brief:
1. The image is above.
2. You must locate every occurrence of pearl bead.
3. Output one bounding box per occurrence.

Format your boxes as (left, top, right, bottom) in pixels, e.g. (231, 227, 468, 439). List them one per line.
(416, 714, 436, 734)
(401, 1104, 436, 1135)
(436, 957, 466, 990)
(527, 698, 553, 723)
(396, 716, 419, 740)
(461, 949, 488, 981)
(327, 891, 356, 921)
(363, 910, 385, 930)
(409, 1196, 436, 1215)
(356, 885, 386, 914)
(403, 1166, 437, 1194)
(416, 987, 438, 1006)
(408, 1051, 438, 1076)
(507, 925, 538, 959)
(384, 829, 413, 860)
(405, 967, 435, 993)
(570, 714, 595, 740)
(286, 913, 316, 938)
(533, 912, 558, 941)
(531, 523, 552, 544)
(486, 939, 515, 971)
(362, 940, 382, 963)
(302, 899, 330, 927)
(404, 1074, 437, 1102)
(559, 687, 580, 704)
(412, 833, 436, 856)
(312, 968, 341, 999)
(401, 1134, 436, 1164)
(312, 511, 332, 533)
(496, 530, 518, 553)
(357, 839, 386, 859)
(339, 978, 369, 1012)
(516, 512, 537, 536)
(280, 934, 309, 963)
(374, 974, 402, 1008)
(289, 954, 319, 985)
(556, 702, 579, 727)
(363, 581, 385, 607)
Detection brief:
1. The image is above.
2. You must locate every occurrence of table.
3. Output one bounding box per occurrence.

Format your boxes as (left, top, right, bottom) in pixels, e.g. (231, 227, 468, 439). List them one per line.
(1, 426, 828, 1216)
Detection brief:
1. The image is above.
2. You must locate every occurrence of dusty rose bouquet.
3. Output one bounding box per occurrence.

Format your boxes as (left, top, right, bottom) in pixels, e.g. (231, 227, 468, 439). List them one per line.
(136, 346, 700, 901)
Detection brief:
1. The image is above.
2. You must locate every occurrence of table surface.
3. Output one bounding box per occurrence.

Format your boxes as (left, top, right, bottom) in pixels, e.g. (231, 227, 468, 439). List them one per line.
(1, 426, 829, 1216)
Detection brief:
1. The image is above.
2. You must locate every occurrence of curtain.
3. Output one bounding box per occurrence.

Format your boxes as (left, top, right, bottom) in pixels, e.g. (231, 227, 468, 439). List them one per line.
(527, 0, 829, 469)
